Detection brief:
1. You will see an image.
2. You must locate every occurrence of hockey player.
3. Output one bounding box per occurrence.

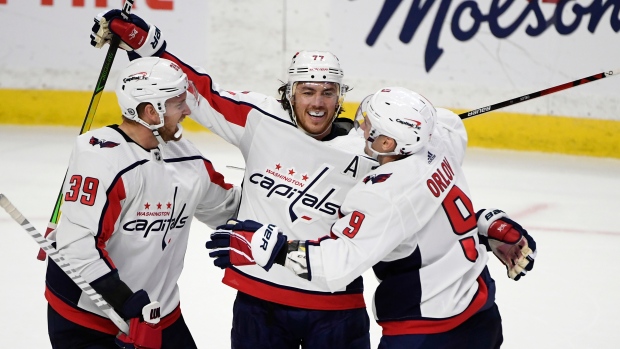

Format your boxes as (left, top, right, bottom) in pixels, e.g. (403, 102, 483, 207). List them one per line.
(207, 87, 537, 348)
(89, 10, 378, 349)
(45, 57, 240, 349)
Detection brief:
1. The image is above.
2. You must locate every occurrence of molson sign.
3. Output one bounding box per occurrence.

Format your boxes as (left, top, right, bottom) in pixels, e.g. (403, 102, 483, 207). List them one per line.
(365, 0, 619, 72)
(334, 0, 619, 118)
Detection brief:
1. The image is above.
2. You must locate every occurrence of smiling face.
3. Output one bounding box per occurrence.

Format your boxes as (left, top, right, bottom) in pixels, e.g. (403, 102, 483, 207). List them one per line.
(159, 91, 191, 142)
(291, 82, 340, 139)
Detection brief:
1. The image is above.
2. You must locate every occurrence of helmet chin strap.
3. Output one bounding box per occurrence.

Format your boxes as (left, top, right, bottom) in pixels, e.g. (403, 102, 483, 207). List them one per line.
(152, 129, 167, 146)
(174, 123, 184, 139)
(133, 108, 167, 145)
(365, 141, 381, 160)
(151, 123, 183, 146)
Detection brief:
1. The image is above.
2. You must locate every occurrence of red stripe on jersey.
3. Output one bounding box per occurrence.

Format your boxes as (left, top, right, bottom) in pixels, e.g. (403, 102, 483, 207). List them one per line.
(222, 268, 366, 310)
(162, 52, 252, 127)
(97, 178, 127, 268)
(46, 287, 183, 334)
(46, 287, 118, 335)
(379, 276, 489, 335)
(203, 160, 233, 190)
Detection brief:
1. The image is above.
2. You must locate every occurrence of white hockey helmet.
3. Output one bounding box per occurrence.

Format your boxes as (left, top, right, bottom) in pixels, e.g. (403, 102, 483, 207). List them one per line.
(356, 87, 437, 158)
(287, 50, 344, 86)
(285, 51, 348, 129)
(116, 57, 190, 131)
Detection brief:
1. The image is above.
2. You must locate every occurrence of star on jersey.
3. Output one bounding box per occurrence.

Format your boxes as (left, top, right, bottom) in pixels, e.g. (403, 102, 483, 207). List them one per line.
(249, 165, 342, 223)
(363, 173, 392, 184)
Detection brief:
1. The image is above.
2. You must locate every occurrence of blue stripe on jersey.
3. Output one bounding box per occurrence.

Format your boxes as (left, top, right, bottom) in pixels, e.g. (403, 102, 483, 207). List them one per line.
(46, 255, 93, 307)
(372, 247, 423, 320)
(164, 155, 204, 163)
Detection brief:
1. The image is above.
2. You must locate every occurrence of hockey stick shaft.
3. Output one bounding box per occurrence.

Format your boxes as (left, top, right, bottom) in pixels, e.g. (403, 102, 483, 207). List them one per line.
(0, 194, 129, 334)
(38, 0, 135, 260)
(459, 68, 620, 119)
(81, 0, 134, 133)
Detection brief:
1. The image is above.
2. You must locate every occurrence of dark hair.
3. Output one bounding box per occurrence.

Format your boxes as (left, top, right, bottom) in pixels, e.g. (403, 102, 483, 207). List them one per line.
(136, 102, 150, 116)
(277, 82, 292, 116)
(277, 82, 351, 119)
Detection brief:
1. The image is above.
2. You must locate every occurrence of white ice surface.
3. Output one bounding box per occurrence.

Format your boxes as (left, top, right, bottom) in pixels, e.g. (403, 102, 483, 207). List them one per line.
(1, 125, 619, 348)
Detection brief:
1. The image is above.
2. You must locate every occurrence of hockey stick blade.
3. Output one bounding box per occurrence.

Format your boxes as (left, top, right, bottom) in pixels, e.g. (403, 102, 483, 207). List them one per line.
(37, 0, 135, 261)
(0, 194, 130, 334)
(460, 68, 620, 119)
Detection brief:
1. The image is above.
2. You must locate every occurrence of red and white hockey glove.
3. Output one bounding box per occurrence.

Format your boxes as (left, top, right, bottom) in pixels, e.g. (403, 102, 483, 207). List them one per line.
(206, 220, 287, 271)
(90, 10, 166, 59)
(476, 208, 537, 281)
(115, 290, 162, 349)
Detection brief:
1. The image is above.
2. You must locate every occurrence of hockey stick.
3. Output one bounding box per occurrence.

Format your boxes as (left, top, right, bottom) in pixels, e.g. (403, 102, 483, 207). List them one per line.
(459, 68, 620, 119)
(0, 194, 130, 334)
(37, 0, 135, 260)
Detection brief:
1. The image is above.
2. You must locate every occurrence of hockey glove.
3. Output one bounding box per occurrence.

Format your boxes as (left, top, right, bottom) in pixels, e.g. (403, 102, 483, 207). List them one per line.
(476, 208, 537, 281)
(115, 290, 162, 349)
(90, 10, 166, 59)
(206, 220, 287, 271)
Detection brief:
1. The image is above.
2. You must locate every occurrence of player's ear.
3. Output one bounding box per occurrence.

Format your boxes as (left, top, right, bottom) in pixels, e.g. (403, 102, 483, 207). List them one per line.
(140, 103, 159, 124)
(381, 136, 397, 153)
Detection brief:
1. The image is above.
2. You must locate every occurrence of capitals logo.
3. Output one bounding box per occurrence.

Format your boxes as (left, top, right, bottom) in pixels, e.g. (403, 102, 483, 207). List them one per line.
(122, 187, 189, 251)
(363, 173, 392, 184)
(123, 202, 189, 250)
(249, 166, 342, 223)
(89, 137, 119, 148)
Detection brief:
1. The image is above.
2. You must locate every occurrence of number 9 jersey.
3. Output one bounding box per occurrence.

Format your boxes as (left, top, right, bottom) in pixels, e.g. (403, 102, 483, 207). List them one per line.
(304, 108, 495, 335)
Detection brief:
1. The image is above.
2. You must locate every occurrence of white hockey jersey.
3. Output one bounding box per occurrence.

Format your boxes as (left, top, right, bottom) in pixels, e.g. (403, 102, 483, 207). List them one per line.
(304, 109, 496, 334)
(163, 52, 379, 310)
(45, 125, 240, 334)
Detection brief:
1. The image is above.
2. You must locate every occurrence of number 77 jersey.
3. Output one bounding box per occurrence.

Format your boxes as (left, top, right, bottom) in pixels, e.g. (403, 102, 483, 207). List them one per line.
(303, 108, 494, 335)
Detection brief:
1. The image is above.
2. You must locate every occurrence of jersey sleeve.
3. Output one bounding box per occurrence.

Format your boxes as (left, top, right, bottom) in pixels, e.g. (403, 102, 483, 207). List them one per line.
(305, 189, 408, 292)
(194, 159, 241, 228)
(435, 108, 468, 164)
(161, 51, 284, 149)
(52, 139, 124, 283)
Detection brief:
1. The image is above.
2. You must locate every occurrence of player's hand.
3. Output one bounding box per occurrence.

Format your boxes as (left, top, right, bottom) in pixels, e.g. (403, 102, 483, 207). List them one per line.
(206, 220, 287, 271)
(477, 209, 537, 281)
(115, 290, 162, 349)
(282, 241, 309, 279)
(90, 9, 166, 59)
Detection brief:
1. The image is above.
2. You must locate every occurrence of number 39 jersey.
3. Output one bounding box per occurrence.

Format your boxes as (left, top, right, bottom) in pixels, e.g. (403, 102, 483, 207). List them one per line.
(45, 125, 240, 331)
(305, 109, 495, 335)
